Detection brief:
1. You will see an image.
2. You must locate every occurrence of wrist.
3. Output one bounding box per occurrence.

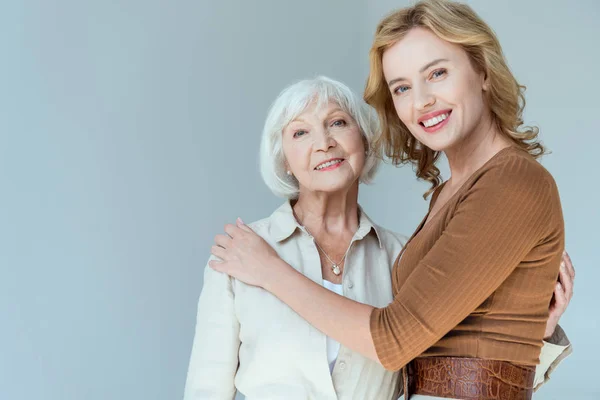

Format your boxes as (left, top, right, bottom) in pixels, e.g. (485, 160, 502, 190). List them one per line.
(262, 257, 292, 292)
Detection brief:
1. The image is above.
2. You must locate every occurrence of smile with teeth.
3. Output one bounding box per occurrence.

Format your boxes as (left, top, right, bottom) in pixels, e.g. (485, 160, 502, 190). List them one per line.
(315, 159, 344, 170)
(422, 112, 450, 128)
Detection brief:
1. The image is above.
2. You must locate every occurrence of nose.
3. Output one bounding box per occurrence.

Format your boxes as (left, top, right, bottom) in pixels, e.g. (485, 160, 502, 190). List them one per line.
(413, 84, 436, 111)
(313, 127, 337, 152)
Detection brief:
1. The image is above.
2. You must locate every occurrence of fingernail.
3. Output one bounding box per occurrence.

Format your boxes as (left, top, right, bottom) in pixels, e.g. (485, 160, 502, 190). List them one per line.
(237, 217, 245, 225)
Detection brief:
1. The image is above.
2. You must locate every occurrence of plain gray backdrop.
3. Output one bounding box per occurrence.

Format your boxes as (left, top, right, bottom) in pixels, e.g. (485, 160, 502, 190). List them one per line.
(1, 1, 597, 399)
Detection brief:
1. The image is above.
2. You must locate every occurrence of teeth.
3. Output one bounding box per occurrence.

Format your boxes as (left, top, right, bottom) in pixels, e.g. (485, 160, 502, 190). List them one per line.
(316, 159, 343, 170)
(422, 113, 449, 128)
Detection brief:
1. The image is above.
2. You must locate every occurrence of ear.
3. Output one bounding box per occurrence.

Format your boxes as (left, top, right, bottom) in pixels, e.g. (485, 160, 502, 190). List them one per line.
(283, 160, 294, 178)
(481, 70, 490, 91)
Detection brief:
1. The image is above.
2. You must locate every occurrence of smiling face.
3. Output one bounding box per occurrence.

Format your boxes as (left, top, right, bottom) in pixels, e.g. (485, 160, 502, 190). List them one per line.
(282, 100, 366, 195)
(382, 27, 493, 153)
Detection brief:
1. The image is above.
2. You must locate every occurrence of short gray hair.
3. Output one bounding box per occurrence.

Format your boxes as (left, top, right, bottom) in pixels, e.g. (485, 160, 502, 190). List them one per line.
(260, 76, 381, 199)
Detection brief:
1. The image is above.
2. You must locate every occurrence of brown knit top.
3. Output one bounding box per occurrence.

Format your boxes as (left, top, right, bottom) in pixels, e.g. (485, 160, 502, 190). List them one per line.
(370, 146, 564, 371)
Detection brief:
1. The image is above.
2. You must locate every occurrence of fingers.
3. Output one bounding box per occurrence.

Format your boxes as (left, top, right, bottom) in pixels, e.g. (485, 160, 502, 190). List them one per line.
(224, 223, 236, 237)
(208, 258, 226, 272)
(237, 217, 253, 233)
(211, 245, 229, 261)
(214, 233, 232, 249)
(224, 223, 243, 238)
(545, 281, 565, 338)
(555, 281, 567, 304)
(551, 281, 568, 313)
(558, 262, 574, 303)
(221, 219, 252, 240)
(547, 282, 566, 325)
(562, 251, 575, 279)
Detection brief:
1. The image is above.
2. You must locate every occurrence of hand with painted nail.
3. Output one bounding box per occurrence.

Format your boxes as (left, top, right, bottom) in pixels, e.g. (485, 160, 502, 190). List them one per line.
(544, 251, 575, 339)
(209, 218, 287, 289)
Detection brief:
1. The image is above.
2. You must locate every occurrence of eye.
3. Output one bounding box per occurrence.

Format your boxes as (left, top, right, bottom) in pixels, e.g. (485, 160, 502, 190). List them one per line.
(293, 130, 307, 138)
(331, 119, 346, 127)
(430, 68, 447, 80)
(393, 85, 411, 96)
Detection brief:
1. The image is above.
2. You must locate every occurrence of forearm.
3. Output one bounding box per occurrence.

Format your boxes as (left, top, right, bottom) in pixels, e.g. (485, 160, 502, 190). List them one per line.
(264, 258, 379, 362)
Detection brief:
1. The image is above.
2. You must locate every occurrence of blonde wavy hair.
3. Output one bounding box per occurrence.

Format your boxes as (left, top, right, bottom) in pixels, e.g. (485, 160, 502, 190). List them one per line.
(364, 0, 545, 198)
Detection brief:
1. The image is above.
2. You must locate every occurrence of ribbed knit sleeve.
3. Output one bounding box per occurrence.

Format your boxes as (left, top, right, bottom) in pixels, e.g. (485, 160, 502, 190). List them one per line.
(370, 152, 563, 371)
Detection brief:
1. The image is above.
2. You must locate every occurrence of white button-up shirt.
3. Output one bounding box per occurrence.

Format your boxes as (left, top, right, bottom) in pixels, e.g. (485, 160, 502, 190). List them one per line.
(184, 201, 406, 400)
(184, 201, 571, 400)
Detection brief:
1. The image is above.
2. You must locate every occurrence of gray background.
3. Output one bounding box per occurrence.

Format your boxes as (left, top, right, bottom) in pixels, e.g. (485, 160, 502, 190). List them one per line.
(1, 0, 597, 399)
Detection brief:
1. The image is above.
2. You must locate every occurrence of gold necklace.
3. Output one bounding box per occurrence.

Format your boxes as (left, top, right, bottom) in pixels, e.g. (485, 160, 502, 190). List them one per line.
(307, 229, 350, 276)
(293, 210, 353, 276)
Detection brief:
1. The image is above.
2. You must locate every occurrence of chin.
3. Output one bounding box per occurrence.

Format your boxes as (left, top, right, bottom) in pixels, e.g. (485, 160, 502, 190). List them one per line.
(424, 143, 449, 152)
(414, 139, 443, 152)
(418, 134, 457, 153)
(320, 184, 351, 194)
(411, 125, 459, 153)
(316, 180, 356, 194)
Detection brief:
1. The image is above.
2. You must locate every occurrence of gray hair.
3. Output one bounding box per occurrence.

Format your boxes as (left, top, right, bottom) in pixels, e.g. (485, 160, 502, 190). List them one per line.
(260, 76, 381, 199)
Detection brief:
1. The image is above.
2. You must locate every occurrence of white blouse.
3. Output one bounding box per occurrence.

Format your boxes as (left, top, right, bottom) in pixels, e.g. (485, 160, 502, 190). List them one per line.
(323, 279, 344, 374)
(183, 201, 571, 400)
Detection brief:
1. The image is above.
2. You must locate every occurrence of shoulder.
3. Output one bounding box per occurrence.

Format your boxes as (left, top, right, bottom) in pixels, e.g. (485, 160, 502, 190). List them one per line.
(359, 206, 408, 250)
(373, 224, 408, 261)
(244, 201, 298, 244)
(376, 225, 409, 246)
(246, 216, 273, 238)
(203, 212, 280, 289)
(475, 147, 558, 195)
(459, 147, 562, 226)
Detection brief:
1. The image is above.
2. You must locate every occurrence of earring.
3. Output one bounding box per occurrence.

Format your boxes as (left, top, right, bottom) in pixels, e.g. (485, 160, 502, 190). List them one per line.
(287, 170, 292, 176)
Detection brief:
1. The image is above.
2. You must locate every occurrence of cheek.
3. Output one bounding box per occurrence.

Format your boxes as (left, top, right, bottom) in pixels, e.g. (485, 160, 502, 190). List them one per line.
(470, 89, 487, 113)
(352, 151, 366, 170)
(392, 99, 423, 139)
(337, 130, 367, 170)
(393, 98, 413, 126)
(460, 89, 487, 127)
(282, 143, 308, 172)
(337, 126, 365, 150)
(351, 133, 367, 154)
(448, 74, 484, 109)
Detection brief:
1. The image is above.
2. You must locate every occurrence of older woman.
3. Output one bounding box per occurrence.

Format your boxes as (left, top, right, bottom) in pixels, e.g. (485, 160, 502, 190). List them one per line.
(187, 77, 572, 400)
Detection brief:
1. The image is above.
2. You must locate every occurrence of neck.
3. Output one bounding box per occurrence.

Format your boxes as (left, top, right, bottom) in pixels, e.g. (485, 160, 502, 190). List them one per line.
(444, 114, 512, 186)
(293, 183, 360, 237)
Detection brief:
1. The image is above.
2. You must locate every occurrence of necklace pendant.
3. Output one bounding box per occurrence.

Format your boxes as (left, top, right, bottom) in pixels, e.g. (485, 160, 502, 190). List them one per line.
(332, 264, 341, 276)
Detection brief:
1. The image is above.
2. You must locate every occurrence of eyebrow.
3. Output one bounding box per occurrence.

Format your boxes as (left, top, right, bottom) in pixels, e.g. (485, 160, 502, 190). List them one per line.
(326, 107, 345, 117)
(387, 58, 449, 87)
(289, 107, 345, 125)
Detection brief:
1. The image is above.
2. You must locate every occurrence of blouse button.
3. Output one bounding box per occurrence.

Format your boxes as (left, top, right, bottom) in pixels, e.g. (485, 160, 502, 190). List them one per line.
(347, 282, 354, 289)
(339, 361, 346, 369)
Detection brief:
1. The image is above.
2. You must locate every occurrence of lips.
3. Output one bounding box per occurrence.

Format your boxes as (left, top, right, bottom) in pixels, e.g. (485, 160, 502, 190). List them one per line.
(418, 109, 452, 126)
(418, 109, 452, 133)
(314, 158, 345, 171)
